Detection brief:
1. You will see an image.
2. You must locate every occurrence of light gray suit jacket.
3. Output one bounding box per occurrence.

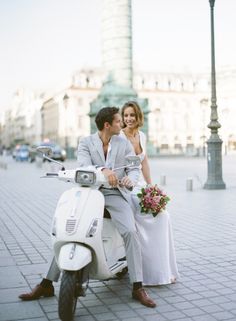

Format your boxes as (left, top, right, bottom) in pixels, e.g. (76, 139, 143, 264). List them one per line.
(77, 132, 140, 202)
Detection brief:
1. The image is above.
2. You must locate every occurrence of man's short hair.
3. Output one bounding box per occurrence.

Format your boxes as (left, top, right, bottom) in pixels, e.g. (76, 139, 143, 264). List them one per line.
(95, 107, 119, 130)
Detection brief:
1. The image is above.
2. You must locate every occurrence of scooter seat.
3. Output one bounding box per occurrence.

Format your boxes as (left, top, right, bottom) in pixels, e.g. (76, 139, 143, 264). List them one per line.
(103, 208, 111, 219)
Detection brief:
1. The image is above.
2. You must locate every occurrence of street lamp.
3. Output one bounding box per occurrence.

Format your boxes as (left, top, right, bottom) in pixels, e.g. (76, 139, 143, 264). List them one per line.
(63, 93, 69, 154)
(204, 0, 226, 189)
(200, 98, 208, 157)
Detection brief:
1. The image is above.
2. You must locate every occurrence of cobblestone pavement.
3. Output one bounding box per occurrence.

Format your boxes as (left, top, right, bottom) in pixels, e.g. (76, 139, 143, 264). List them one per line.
(0, 155, 236, 321)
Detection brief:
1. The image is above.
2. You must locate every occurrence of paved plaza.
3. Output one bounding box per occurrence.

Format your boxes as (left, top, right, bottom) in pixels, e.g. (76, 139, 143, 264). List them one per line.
(0, 155, 236, 321)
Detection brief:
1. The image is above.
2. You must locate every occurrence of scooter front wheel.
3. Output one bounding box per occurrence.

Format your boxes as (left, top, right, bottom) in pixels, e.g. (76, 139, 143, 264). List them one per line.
(58, 271, 78, 321)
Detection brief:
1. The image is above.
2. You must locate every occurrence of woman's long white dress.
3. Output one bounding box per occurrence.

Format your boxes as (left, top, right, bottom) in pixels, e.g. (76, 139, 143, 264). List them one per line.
(121, 130, 179, 285)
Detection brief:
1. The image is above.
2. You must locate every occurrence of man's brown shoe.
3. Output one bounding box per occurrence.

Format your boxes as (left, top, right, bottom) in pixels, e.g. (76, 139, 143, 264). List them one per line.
(132, 288, 157, 308)
(19, 284, 54, 301)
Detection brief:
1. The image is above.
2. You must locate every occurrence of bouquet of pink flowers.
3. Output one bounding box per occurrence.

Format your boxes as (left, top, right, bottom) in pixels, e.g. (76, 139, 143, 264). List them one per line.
(137, 184, 170, 217)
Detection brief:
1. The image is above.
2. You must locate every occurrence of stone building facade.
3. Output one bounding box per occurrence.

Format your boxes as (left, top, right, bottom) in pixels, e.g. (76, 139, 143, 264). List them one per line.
(1, 67, 236, 156)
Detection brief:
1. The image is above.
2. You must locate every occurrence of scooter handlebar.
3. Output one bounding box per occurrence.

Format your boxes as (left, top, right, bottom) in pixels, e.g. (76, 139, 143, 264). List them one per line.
(46, 173, 59, 177)
(41, 167, 135, 190)
(40, 173, 59, 178)
(58, 169, 77, 183)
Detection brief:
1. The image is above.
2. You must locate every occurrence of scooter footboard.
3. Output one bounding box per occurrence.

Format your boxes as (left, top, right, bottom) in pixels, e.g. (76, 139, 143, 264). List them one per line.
(58, 243, 92, 271)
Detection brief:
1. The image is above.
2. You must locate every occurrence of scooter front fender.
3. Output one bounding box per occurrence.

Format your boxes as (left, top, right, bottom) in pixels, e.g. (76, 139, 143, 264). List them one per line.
(57, 243, 92, 271)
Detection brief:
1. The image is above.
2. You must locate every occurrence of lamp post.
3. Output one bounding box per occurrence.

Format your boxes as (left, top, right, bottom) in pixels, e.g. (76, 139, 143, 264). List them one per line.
(204, 0, 225, 189)
(200, 98, 208, 157)
(63, 93, 69, 155)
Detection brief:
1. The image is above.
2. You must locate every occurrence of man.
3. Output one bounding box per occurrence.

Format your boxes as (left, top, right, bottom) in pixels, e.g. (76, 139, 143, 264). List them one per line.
(19, 107, 156, 308)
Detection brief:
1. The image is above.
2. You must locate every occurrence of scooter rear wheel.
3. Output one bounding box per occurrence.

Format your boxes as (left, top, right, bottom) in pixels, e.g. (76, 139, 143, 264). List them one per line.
(58, 271, 78, 321)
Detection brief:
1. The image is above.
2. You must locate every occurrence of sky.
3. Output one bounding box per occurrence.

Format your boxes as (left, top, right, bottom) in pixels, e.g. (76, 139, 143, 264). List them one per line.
(0, 0, 236, 111)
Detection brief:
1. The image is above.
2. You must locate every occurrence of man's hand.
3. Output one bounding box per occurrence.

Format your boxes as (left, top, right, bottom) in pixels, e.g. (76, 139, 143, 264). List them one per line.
(102, 168, 119, 187)
(119, 176, 134, 190)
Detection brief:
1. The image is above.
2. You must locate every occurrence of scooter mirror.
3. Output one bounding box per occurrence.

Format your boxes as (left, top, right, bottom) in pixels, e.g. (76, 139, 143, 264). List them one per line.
(36, 146, 53, 156)
(125, 155, 141, 167)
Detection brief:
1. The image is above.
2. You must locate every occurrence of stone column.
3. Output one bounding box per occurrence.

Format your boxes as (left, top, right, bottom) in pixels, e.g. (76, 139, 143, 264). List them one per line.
(90, 0, 151, 150)
(102, 0, 133, 88)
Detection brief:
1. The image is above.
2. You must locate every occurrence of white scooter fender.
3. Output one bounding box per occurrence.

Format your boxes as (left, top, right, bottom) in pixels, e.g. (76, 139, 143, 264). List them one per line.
(58, 243, 92, 271)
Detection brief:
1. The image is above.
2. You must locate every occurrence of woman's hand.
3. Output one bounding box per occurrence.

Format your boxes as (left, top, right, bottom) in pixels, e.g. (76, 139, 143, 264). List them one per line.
(119, 176, 134, 189)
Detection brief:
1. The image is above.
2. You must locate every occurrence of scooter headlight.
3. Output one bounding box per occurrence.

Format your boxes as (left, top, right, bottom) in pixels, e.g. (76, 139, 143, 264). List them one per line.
(75, 170, 96, 186)
(86, 219, 99, 237)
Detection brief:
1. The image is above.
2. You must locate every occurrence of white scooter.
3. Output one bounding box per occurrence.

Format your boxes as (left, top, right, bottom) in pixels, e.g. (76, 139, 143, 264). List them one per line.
(37, 146, 140, 321)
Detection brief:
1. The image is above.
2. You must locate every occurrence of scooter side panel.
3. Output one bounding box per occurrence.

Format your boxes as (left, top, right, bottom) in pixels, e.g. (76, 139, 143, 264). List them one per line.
(102, 219, 126, 266)
(82, 192, 127, 279)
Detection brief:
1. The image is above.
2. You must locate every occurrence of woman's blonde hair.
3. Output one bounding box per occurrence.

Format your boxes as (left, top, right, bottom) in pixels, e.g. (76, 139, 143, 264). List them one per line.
(121, 101, 144, 128)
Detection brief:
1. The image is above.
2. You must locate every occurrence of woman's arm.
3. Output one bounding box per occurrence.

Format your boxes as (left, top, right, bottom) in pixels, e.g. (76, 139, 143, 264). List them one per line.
(141, 154, 152, 185)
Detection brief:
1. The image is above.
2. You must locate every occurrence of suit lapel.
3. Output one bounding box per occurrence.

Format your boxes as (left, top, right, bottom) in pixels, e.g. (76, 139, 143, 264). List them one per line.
(92, 132, 106, 164)
(109, 136, 118, 170)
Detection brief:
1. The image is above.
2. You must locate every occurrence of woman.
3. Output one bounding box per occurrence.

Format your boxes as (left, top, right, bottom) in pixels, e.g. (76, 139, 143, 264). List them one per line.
(120, 101, 179, 285)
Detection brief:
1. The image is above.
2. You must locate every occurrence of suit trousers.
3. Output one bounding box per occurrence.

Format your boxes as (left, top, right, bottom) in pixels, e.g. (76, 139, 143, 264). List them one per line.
(45, 189, 143, 284)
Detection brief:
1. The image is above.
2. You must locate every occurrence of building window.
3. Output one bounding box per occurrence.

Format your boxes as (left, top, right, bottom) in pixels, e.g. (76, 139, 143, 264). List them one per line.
(161, 144, 169, 150)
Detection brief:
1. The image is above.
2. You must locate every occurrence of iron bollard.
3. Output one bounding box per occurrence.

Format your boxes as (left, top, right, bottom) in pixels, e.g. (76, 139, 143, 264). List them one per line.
(160, 175, 166, 186)
(0, 161, 7, 170)
(186, 177, 193, 191)
(36, 157, 43, 168)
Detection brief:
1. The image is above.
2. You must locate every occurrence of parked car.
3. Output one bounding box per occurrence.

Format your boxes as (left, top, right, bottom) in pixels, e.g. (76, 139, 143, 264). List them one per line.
(29, 142, 67, 162)
(15, 145, 30, 161)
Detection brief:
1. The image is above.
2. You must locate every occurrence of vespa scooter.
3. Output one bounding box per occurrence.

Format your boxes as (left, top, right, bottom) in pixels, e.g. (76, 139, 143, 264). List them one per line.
(37, 146, 140, 321)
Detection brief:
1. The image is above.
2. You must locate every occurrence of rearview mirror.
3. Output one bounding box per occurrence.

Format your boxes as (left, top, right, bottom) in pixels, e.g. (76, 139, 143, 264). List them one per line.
(113, 155, 141, 171)
(36, 146, 52, 156)
(125, 155, 141, 167)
